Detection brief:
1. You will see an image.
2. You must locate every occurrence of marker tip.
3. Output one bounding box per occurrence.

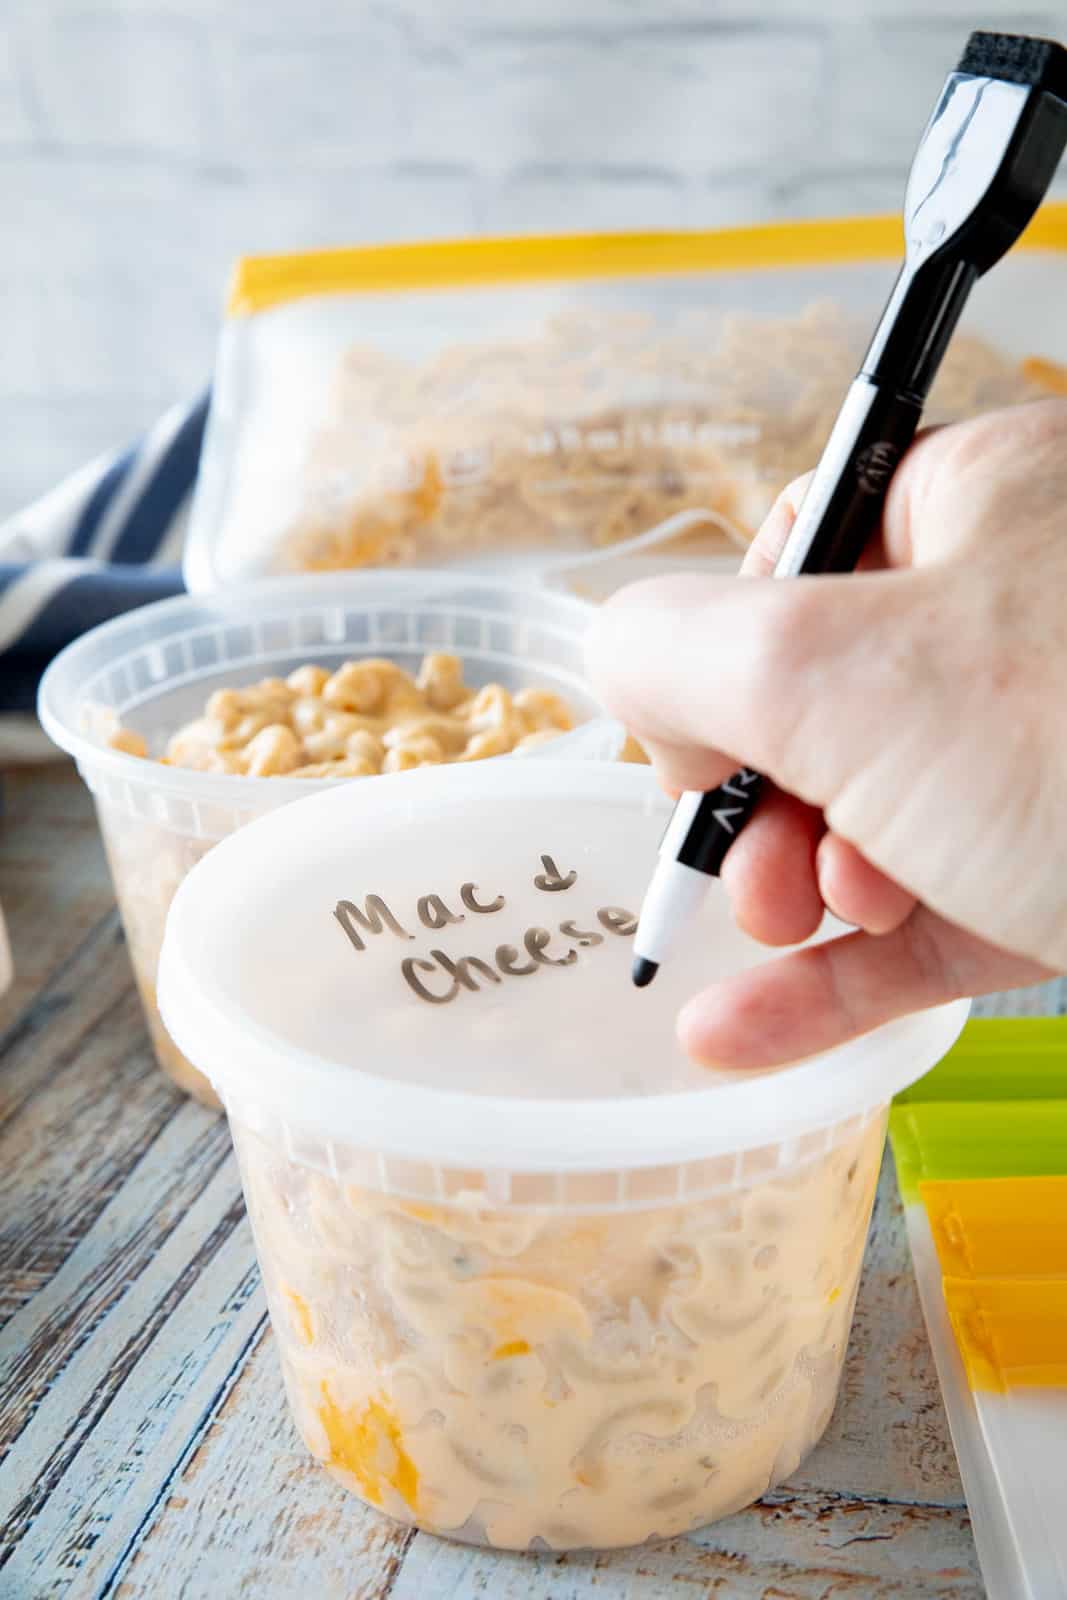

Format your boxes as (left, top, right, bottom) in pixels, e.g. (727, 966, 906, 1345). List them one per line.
(632, 957, 659, 989)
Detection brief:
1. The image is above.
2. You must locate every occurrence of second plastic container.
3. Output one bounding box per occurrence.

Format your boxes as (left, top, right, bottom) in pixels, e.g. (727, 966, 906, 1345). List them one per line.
(37, 573, 599, 1107)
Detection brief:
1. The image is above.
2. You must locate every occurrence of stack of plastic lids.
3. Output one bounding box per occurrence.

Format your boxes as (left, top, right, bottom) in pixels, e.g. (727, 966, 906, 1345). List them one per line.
(889, 1019, 1067, 1600)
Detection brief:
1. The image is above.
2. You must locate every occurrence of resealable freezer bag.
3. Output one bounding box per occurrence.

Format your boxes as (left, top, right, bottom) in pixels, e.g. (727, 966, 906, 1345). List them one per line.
(185, 208, 1067, 596)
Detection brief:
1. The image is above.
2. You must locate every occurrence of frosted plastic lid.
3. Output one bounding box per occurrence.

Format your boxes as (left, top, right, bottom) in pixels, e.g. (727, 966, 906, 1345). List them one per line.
(158, 761, 967, 1171)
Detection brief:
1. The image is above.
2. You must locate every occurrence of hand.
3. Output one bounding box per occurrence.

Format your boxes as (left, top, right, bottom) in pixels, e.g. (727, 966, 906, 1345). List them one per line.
(586, 399, 1067, 1068)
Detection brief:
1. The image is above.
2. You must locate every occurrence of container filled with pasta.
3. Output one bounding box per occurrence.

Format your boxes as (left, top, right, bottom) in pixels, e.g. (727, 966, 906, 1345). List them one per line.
(37, 573, 608, 1107)
(156, 758, 968, 1550)
(184, 209, 1067, 598)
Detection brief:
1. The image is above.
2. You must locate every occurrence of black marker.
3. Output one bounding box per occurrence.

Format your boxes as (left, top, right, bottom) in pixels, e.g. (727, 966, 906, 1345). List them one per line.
(633, 31, 1067, 989)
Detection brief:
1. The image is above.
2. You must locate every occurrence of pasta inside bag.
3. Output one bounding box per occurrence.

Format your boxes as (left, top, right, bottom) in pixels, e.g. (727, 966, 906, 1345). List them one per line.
(185, 211, 1067, 596)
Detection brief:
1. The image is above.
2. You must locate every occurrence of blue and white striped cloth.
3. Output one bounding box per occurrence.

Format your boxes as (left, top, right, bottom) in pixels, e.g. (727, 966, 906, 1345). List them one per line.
(0, 393, 209, 762)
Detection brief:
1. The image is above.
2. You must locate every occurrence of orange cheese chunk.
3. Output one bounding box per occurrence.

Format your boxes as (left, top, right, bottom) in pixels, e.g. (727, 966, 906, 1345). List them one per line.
(283, 1286, 315, 1346)
(318, 1385, 419, 1514)
(491, 1339, 532, 1361)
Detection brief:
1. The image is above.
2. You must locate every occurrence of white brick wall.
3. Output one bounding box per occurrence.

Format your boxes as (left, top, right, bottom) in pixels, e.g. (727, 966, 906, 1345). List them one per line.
(1, 0, 1064, 516)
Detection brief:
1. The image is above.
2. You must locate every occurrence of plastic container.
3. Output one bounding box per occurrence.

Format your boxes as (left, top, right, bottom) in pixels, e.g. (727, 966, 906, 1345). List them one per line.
(158, 759, 968, 1550)
(922, 1176, 1067, 1279)
(37, 573, 600, 1109)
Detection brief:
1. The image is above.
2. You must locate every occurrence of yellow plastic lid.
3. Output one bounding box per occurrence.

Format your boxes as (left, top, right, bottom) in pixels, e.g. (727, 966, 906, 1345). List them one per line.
(944, 1277, 1067, 1392)
(922, 1175, 1067, 1279)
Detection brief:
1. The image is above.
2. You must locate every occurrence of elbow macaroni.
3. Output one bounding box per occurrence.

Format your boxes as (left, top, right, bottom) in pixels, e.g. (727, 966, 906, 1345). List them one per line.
(112, 654, 576, 776)
(282, 308, 1067, 577)
(233, 1108, 886, 1549)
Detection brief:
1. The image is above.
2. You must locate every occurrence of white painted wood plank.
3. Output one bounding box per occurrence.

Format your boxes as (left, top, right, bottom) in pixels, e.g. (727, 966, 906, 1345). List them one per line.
(5, 1224, 265, 1597)
(0, 765, 115, 1033)
(389, 1490, 982, 1600)
(0, 924, 188, 1327)
(0, 1135, 247, 1585)
(0, 907, 131, 1138)
(971, 977, 1067, 1018)
(0, 1095, 230, 1457)
(109, 1330, 414, 1600)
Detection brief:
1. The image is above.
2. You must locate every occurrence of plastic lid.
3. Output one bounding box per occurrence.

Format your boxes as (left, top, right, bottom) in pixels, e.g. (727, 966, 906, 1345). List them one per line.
(944, 1277, 1067, 1390)
(894, 1017, 1067, 1104)
(158, 761, 968, 1172)
(890, 1101, 1067, 1203)
(922, 1176, 1067, 1279)
(903, 1204, 1061, 1600)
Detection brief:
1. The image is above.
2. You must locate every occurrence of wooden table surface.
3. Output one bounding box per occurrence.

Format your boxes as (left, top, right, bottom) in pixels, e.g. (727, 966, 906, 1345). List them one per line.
(2, 763, 1064, 1600)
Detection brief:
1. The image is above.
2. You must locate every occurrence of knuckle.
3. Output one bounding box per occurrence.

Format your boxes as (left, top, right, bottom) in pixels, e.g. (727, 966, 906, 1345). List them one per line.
(741, 585, 829, 785)
(747, 584, 817, 692)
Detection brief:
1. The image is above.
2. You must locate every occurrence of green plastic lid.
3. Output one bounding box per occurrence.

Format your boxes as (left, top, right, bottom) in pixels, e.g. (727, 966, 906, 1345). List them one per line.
(896, 1018, 1067, 1105)
(890, 1100, 1067, 1203)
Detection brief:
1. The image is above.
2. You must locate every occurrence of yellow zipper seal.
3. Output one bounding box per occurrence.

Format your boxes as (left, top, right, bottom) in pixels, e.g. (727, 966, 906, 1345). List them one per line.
(228, 203, 1067, 315)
